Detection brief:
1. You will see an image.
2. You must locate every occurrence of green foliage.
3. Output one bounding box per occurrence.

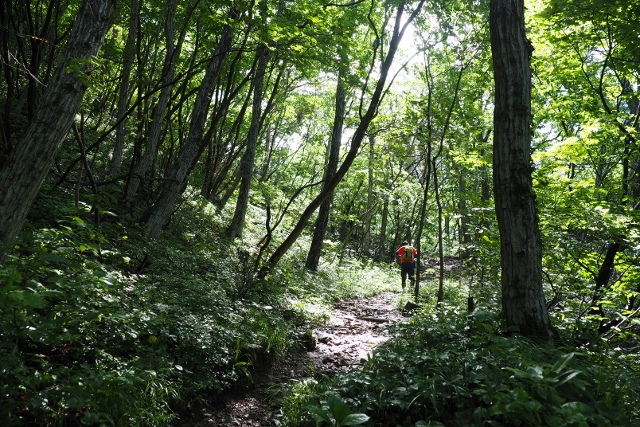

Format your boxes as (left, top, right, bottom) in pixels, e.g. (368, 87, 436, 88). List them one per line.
(5, 0, 640, 425)
(1, 187, 406, 426)
(0, 222, 181, 426)
(306, 394, 370, 426)
(526, 0, 640, 355)
(283, 306, 640, 426)
(0, 202, 294, 426)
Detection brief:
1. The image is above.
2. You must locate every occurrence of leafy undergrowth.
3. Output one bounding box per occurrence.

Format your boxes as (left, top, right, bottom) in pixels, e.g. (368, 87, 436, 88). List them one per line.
(0, 194, 399, 426)
(283, 305, 640, 426)
(7, 190, 638, 427)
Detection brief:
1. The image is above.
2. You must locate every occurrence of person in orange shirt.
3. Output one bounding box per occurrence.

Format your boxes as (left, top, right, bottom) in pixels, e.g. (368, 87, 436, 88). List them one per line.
(395, 240, 417, 291)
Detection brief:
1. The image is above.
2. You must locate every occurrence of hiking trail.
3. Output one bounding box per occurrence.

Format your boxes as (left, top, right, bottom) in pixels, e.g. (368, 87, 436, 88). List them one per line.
(179, 291, 406, 426)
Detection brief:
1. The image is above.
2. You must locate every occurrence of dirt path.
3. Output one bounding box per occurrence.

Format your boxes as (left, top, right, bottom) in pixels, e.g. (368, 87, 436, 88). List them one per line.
(179, 291, 406, 426)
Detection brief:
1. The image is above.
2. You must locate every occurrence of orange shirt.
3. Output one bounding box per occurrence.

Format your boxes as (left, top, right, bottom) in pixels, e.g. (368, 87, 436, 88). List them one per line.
(396, 245, 417, 263)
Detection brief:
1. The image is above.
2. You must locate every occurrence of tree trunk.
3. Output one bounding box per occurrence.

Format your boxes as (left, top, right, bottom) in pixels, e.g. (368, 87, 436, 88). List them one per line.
(458, 171, 471, 248)
(414, 57, 434, 299)
(434, 156, 445, 307)
(258, 1, 426, 281)
(376, 197, 390, 262)
(415, 149, 432, 299)
(25, 2, 58, 120)
(592, 242, 621, 335)
(363, 134, 375, 253)
(226, 31, 271, 239)
(145, 9, 236, 239)
(1, 3, 15, 161)
(110, 0, 140, 177)
(0, 0, 115, 245)
(202, 85, 253, 204)
(305, 71, 346, 270)
(125, 0, 182, 205)
(218, 168, 242, 208)
(490, 0, 553, 339)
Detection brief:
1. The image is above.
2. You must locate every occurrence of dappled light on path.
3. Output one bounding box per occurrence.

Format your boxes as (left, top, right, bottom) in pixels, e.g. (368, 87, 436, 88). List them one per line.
(180, 291, 406, 426)
(308, 292, 405, 372)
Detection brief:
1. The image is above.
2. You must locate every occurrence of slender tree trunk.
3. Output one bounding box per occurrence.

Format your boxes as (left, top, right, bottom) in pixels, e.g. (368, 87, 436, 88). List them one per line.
(376, 197, 389, 262)
(0, 0, 115, 245)
(259, 125, 274, 181)
(417, 60, 465, 302)
(145, 9, 236, 238)
(415, 55, 435, 300)
(458, 171, 471, 247)
(226, 36, 271, 239)
(414, 151, 432, 299)
(218, 169, 242, 208)
(226, 0, 284, 239)
(490, 0, 553, 339)
(363, 134, 375, 252)
(433, 156, 445, 306)
(125, 0, 181, 205)
(203, 85, 253, 203)
(110, 0, 140, 176)
(391, 210, 402, 252)
(0, 2, 14, 160)
(590, 242, 620, 312)
(305, 72, 346, 270)
(258, 1, 426, 281)
(25, 2, 57, 120)
(593, 80, 639, 332)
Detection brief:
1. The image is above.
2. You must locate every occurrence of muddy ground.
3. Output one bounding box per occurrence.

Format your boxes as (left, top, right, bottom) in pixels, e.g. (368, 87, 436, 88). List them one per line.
(178, 291, 408, 426)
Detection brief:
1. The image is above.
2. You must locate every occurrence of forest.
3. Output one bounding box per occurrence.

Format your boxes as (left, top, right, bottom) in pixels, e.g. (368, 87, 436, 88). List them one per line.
(1, 0, 640, 425)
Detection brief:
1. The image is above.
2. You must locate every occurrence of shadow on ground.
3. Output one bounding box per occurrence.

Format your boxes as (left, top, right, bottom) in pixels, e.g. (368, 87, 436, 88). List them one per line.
(178, 291, 409, 426)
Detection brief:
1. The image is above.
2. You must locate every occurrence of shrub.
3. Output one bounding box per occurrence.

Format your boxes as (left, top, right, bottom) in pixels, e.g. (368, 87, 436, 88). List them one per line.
(0, 215, 294, 426)
(283, 305, 640, 426)
(0, 223, 182, 426)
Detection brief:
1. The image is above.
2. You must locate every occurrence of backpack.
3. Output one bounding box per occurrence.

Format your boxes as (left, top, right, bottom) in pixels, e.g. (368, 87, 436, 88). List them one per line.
(403, 245, 414, 261)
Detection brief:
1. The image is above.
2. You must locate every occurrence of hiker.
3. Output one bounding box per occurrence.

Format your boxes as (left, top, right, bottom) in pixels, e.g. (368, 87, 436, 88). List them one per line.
(395, 240, 417, 291)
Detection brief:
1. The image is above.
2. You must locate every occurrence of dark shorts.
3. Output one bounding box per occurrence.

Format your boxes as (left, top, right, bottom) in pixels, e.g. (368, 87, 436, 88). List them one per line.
(400, 262, 415, 280)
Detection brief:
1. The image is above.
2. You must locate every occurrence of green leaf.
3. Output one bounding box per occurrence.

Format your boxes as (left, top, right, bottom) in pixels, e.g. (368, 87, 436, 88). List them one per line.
(536, 386, 549, 400)
(331, 403, 352, 422)
(551, 353, 574, 374)
(307, 405, 334, 423)
(340, 413, 370, 426)
(556, 370, 581, 387)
